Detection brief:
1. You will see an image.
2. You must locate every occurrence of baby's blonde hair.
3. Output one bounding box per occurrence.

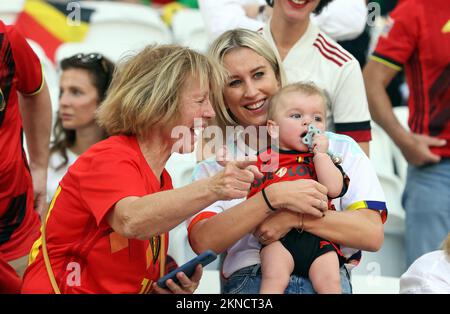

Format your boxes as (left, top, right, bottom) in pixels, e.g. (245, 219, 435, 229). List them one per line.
(267, 81, 330, 121)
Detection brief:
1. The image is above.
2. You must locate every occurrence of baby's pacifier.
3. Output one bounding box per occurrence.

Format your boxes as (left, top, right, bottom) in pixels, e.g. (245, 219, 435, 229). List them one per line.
(301, 124, 342, 164)
(302, 124, 321, 149)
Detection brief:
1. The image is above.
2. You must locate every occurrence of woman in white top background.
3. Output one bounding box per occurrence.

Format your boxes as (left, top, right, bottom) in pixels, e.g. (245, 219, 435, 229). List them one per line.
(198, 0, 368, 42)
(47, 53, 114, 202)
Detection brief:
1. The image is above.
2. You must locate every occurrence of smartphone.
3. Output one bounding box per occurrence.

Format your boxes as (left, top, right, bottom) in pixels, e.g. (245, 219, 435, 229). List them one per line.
(156, 250, 217, 289)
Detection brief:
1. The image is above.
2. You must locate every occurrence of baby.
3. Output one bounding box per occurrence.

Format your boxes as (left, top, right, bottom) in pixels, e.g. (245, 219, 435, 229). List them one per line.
(248, 82, 348, 294)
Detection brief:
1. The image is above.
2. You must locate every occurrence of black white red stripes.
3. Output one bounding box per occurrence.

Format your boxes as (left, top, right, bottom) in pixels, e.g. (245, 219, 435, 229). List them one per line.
(313, 33, 352, 67)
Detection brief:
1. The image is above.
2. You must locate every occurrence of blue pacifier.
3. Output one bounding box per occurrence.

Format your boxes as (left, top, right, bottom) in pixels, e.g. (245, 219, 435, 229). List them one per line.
(301, 124, 342, 164)
(302, 124, 322, 149)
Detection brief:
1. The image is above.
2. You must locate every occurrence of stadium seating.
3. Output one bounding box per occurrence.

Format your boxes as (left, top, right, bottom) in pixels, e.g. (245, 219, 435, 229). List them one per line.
(353, 107, 410, 278)
(351, 274, 400, 294)
(27, 39, 60, 118)
(195, 270, 221, 294)
(64, 1, 173, 62)
(370, 121, 406, 235)
(171, 9, 209, 52)
(0, 0, 23, 24)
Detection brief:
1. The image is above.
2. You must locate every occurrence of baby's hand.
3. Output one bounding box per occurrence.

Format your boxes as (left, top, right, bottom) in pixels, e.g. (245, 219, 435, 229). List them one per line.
(312, 133, 329, 154)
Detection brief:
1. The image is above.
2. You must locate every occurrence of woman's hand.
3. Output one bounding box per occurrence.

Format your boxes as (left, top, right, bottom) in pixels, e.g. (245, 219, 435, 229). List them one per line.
(254, 210, 299, 245)
(209, 158, 263, 200)
(152, 264, 203, 294)
(266, 179, 328, 217)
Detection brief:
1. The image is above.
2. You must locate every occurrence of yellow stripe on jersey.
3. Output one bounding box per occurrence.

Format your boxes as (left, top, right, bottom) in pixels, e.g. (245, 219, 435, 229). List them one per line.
(28, 185, 62, 265)
(23, 65, 45, 96)
(346, 200, 368, 211)
(370, 55, 402, 71)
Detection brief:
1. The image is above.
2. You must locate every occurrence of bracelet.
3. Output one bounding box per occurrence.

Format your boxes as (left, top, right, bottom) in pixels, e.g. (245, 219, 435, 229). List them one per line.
(296, 213, 304, 234)
(261, 188, 276, 212)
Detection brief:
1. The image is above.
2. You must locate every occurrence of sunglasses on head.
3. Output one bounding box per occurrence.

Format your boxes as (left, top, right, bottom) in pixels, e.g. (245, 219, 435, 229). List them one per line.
(68, 53, 108, 74)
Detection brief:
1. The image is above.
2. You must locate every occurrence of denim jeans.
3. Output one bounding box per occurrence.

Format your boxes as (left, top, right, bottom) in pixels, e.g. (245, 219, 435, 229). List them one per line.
(403, 159, 450, 267)
(222, 264, 352, 294)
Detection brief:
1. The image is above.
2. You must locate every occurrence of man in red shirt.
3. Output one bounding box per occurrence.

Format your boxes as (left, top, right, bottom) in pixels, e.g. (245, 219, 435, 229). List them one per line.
(363, 0, 450, 267)
(0, 20, 52, 283)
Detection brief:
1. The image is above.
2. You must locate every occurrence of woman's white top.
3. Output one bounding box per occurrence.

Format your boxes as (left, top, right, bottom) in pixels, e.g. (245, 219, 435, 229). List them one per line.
(47, 149, 78, 203)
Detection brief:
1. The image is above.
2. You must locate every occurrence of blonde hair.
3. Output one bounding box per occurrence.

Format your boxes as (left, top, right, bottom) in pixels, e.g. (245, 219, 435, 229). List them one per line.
(442, 233, 450, 256)
(97, 44, 225, 137)
(208, 28, 286, 133)
(267, 81, 330, 121)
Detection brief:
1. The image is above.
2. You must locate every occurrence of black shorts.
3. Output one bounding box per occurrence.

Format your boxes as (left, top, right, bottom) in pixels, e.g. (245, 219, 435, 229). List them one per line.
(279, 229, 345, 278)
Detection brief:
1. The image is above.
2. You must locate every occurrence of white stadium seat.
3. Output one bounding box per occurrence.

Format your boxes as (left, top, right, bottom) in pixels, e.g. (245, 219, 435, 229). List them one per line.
(352, 274, 400, 294)
(359, 109, 411, 278)
(61, 1, 173, 63)
(370, 122, 406, 235)
(195, 270, 221, 294)
(27, 40, 60, 120)
(171, 9, 209, 52)
(392, 106, 409, 184)
(0, 0, 24, 25)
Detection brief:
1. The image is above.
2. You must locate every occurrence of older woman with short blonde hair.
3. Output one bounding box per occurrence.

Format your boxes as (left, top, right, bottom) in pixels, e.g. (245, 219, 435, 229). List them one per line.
(22, 44, 262, 294)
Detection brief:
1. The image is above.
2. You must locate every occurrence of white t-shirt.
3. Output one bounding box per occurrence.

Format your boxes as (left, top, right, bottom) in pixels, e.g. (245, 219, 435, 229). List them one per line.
(188, 132, 387, 278)
(198, 0, 367, 41)
(262, 21, 371, 140)
(400, 250, 450, 294)
(262, 21, 370, 140)
(47, 149, 78, 202)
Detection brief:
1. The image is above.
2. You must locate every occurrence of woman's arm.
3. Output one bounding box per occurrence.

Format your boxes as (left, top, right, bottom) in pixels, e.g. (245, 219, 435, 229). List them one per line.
(190, 179, 329, 254)
(304, 209, 384, 251)
(108, 160, 260, 240)
(190, 192, 272, 254)
(256, 208, 384, 252)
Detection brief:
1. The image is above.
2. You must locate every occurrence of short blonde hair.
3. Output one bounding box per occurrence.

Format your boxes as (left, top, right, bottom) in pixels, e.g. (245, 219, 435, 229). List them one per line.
(442, 233, 450, 256)
(267, 81, 330, 121)
(208, 28, 286, 133)
(97, 44, 225, 137)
